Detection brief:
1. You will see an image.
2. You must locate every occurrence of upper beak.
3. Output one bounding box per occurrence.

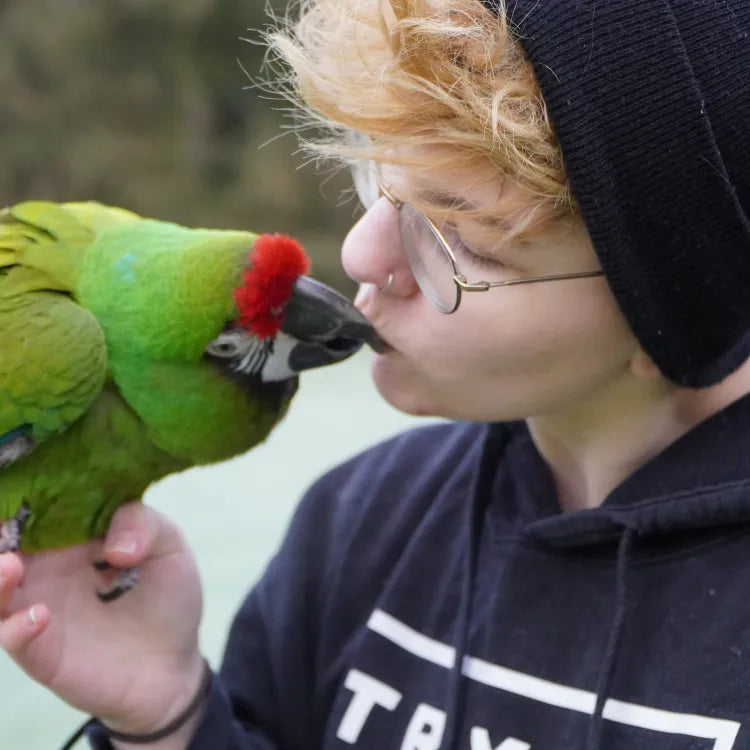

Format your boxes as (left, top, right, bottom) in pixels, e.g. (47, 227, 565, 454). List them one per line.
(282, 275, 385, 371)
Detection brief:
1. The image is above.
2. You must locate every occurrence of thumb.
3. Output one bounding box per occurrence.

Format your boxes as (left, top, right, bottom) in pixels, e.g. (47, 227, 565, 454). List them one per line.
(102, 501, 186, 569)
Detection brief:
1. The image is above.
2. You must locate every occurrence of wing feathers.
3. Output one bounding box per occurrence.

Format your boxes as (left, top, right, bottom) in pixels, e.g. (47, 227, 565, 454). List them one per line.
(0, 203, 108, 469)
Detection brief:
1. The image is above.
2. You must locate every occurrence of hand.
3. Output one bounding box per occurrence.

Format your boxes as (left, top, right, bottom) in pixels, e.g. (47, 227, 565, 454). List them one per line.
(0, 502, 206, 734)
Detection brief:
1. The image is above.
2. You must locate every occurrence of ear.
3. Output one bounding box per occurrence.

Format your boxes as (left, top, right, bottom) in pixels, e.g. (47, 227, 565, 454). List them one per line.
(629, 349, 662, 380)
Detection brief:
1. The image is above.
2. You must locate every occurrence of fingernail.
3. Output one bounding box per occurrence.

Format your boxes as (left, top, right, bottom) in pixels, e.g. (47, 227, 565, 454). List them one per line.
(27, 606, 39, 626)
(106, 536, 138, 555)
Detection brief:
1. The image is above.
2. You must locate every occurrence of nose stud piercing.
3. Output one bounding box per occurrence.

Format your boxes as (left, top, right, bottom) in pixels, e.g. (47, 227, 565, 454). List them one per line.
(378, 273, 394, 294)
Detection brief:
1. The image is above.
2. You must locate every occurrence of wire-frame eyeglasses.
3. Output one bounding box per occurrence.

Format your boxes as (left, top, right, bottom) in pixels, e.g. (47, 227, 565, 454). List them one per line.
(351, 159, 604, 314)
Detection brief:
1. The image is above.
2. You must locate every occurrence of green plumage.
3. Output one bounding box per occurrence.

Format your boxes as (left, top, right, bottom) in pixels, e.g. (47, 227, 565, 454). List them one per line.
(0, 201, 290, 551)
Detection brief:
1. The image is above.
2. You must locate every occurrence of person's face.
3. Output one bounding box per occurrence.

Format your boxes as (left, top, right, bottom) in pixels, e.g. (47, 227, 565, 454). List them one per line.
(341, 153, 640, 421)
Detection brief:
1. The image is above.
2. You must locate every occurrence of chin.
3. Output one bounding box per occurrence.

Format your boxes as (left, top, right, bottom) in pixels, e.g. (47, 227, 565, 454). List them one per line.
(370, 354, 444, 418)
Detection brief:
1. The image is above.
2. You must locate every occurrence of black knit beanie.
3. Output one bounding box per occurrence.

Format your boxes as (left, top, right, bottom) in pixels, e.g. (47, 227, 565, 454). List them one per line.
(481, 0, 750, 387)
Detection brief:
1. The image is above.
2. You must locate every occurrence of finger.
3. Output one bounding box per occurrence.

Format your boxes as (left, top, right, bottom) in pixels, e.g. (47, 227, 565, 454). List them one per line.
(0, 553, 24, 618)
(101, 502, 185, 569)
(0, 604, 49, 655)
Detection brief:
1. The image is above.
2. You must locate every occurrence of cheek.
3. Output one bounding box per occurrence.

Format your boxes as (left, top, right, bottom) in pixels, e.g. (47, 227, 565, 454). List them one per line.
(477, 284, 638, 408)
(373, 284, 638, 419)
(545, 286, 636, 365)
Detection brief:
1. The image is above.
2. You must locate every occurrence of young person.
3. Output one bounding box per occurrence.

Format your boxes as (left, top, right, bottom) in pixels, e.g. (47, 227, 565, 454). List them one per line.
(2, 1, 750, 748)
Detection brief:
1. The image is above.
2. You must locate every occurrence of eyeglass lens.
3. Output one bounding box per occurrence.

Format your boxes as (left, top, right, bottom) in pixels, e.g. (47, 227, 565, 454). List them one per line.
(399, 204, 459, 313)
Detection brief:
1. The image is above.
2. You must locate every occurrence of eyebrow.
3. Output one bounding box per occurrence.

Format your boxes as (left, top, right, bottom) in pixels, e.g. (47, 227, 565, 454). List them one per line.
(417, 189, 474, 211)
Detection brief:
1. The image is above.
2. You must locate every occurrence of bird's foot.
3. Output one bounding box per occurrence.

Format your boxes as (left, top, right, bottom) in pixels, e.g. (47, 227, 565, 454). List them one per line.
(92, 561, 140, 602)
(0, 502, 31, 554)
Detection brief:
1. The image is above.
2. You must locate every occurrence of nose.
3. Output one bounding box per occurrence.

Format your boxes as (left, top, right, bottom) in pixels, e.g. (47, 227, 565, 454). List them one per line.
(341, 197, 418, 297)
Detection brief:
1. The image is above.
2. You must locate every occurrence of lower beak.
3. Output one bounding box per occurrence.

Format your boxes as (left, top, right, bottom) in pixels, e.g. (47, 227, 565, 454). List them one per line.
(282, 275, 384, 371)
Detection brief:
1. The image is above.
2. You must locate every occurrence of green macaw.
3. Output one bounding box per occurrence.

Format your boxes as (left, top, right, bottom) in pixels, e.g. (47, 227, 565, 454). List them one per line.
(0, 201, 380, 597)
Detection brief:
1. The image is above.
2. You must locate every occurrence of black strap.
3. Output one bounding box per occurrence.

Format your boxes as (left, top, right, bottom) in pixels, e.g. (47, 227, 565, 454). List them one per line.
(59, 718, 96, 750)
(59, 660, 211, 748)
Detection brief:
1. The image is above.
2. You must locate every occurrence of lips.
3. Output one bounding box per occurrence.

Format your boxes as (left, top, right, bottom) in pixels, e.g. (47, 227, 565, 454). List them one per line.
(363, 324, 393, 353)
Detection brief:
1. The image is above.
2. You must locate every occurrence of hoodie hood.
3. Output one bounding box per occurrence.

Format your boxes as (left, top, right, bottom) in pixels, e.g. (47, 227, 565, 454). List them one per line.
(503, 392, 750, 548)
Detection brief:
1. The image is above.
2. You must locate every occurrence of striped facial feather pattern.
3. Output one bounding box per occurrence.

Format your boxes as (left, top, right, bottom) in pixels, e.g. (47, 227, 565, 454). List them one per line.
(205, 328, 274, 376)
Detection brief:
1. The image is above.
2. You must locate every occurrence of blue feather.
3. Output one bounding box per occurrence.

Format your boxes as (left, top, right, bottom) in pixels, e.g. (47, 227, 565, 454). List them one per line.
(0, 425, 30, 445)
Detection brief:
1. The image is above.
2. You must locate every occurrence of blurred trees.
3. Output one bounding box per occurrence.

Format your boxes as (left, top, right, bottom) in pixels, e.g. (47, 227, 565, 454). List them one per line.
(0, 0, 359, 289)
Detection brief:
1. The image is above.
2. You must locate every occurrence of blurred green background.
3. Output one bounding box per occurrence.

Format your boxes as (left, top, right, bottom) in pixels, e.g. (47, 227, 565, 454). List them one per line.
(0, 0, 359, 292)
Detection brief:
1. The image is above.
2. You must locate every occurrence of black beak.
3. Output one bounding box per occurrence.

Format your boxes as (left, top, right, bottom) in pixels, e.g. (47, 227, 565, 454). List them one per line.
(282, 276, 385, 372)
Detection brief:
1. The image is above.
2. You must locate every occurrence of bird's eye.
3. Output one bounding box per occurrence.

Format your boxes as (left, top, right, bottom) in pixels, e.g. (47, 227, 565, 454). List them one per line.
(206, 337, 241, 358)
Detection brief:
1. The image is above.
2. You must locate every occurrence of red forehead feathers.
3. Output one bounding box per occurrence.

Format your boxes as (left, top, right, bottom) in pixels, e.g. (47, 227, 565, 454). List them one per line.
(234, 234, 310, 339)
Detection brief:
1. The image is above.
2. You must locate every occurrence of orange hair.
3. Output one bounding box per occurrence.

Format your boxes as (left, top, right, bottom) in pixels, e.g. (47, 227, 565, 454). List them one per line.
(267, 0, 574, 239)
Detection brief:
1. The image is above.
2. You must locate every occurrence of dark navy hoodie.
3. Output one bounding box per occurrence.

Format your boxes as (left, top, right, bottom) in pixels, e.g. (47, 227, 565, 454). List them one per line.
(87, 393, 750, 750)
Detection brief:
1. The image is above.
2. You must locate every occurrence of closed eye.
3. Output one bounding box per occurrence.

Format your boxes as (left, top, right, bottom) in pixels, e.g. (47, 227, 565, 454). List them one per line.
(440, 223, 507, 271)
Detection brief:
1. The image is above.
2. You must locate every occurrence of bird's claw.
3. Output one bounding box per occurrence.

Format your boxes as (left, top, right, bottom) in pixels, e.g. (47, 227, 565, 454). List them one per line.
(94, 564, 140, 602)
(0, 502, 31, 554)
